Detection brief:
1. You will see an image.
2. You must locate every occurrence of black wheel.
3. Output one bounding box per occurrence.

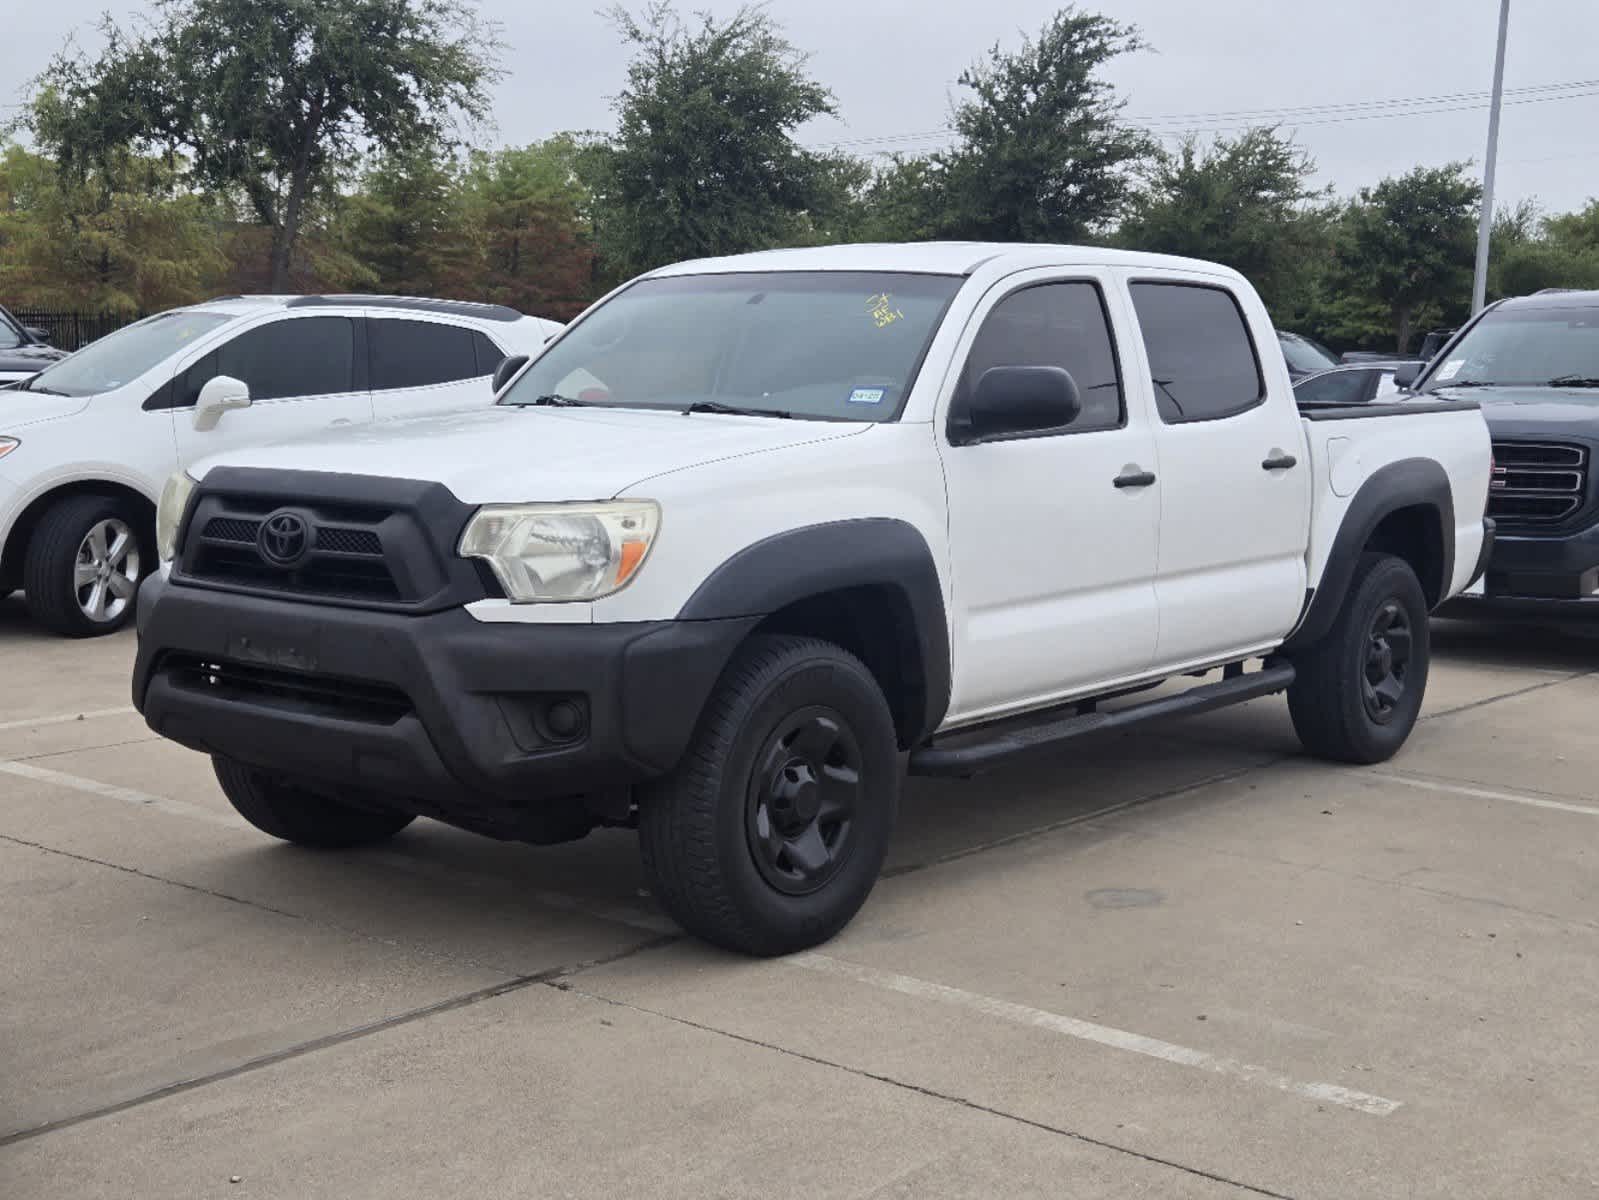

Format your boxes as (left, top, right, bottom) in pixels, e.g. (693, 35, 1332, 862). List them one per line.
(1288, 552, 1430, 764)
(638, 634, 899, 957)
(213, 757, 415, 848)
(23, 494, 148, 637)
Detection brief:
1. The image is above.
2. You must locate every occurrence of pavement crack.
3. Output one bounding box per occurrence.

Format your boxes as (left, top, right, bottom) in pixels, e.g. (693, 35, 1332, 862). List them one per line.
(0, 933, 678, 1149)
(551, 981, 1297, 1199)
(1421, 668, 1596, 721)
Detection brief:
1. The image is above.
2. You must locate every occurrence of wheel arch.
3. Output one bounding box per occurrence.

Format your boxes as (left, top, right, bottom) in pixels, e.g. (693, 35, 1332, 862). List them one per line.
(1282, 458, 1454, 654)
(677, 519, 951, 748)
(1, 479, 158, 590)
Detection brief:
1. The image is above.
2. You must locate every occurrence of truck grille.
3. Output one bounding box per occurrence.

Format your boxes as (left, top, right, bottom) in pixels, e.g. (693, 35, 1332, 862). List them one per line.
(1488, 441, 1589, 526)
(189, 507, 401, 602)
(162, 653, 413, 724)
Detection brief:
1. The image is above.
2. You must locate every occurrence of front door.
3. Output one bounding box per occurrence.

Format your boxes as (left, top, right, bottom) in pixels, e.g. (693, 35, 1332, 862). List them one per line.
(939, 272, 1161, 723)
(171, 314, 373, 469)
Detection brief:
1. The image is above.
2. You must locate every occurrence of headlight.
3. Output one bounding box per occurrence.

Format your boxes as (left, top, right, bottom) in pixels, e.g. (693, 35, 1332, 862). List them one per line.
(156, 470, 197, 563)
(459, 501, 661, 602)
(0, 437, 18, 461)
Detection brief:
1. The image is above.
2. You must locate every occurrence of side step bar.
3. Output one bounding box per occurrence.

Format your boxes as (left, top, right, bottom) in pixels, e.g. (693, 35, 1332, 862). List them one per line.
(908, 663, 1296, 778)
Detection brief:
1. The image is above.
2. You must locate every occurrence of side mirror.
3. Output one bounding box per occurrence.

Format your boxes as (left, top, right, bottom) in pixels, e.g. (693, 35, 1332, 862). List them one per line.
(954, 366, 1082, 444)
(492, 354, 530, 396)
(22, 326, 51, 345)
(1392, 362, 1422, 390)
(193, 375, 251, 430)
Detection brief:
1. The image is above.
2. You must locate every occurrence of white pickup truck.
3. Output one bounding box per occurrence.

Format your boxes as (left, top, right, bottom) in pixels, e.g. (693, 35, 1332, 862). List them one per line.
(132, 244, 1493, 956)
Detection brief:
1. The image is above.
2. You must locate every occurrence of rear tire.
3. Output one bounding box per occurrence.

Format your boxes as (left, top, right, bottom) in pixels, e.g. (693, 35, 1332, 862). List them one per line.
(23, 495, 148, 637)
(638, 634, 899, 957)
(1288, 552, 1430, 764)
(214, 757, 415, 848)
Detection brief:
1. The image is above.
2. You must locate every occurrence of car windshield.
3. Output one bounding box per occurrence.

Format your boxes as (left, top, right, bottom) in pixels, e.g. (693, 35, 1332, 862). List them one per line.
(502, 271, 963, 421)
(1421, 305, 1599, 394)
(0, 314, 23, 351)
(24, 310, 233, 397)
(1279, 332, 1338, 374)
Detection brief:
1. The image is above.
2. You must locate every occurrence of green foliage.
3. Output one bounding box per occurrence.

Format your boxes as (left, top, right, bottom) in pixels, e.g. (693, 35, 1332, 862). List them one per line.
(24, 0, 499, 290)
(333, 144, 472, 295)
(0, 143, 225, 311)
(934, 8, 1152, 242)
(1339, 163, 1482, 352)
(1118, 128, 1327, 314)
(588, 3, 838, 279)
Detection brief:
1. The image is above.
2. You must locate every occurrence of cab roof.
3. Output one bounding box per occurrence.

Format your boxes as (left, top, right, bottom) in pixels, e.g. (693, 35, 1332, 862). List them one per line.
(646, 241, 1244, 280)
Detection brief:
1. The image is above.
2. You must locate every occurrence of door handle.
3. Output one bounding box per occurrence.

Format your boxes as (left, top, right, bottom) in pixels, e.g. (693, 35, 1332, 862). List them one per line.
(1113, 469, 1157, 489)
(1261, 453, 1298, 471)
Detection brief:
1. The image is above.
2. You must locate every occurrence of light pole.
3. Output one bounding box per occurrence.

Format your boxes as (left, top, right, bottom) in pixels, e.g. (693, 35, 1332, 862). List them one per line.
(1471, 0, 1511, 314)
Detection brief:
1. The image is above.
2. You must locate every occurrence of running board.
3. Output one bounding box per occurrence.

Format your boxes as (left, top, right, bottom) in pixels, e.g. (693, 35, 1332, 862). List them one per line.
(908, 663, 1296, 778)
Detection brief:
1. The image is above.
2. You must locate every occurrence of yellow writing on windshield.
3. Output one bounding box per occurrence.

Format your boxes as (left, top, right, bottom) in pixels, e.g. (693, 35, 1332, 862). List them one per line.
(867, 293, 904, 329)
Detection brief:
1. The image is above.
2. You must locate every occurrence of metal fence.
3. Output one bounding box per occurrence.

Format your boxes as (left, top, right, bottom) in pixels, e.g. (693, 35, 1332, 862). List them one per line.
(10, 309, 146, 351)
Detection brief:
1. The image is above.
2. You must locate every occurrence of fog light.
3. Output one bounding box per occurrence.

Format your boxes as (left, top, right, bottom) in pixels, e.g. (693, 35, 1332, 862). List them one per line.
(543, 699, 586, 741)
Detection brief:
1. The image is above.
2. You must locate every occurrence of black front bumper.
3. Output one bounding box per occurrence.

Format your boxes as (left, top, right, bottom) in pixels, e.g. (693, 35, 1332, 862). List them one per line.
(1438, 515, 1599, 621)
(133, 574, 756, 834)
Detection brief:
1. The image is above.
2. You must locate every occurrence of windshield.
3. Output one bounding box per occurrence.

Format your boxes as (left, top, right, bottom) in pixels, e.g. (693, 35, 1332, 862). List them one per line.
(502, 271, 963, 421)
(0, 312, 23, 351)
(25, 310, 232, 396)
(1278, 332, 1338, 375)
(1421, 305, 1599, 393)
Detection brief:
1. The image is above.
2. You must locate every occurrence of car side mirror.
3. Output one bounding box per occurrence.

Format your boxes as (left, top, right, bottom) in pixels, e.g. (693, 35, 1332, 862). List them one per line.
(492, 354, 530, 396)
(1392, 362, 1422, 390)
(22, 326, 51, 345)
(954, 366, 1082, 445)
(192, 375, 251, 430)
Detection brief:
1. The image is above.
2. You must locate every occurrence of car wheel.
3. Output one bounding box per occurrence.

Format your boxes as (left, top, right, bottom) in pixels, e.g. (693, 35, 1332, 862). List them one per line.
(1288, 552, 1430, 764)
(22, 495, 148, 637)
(638, 634, 899, 957)
(213, 757, 416, 848)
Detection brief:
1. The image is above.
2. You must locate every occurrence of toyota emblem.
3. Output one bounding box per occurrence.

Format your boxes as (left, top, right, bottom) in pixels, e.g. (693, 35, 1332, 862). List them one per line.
(258, 511, 311, 567)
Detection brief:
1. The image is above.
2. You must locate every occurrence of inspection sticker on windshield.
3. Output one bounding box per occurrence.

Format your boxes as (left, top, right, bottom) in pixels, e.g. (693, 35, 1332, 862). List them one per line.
(1436, 358, 1465, 381)
(848, 387, 886, 405)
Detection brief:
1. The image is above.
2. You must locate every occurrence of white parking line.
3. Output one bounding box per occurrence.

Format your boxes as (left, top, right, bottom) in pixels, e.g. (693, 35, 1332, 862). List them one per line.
(788, 953, 1402, 1116)
(0, 759, 243, 829)
(0, 706, 137, 733)
(1366, 770, 1599, 817)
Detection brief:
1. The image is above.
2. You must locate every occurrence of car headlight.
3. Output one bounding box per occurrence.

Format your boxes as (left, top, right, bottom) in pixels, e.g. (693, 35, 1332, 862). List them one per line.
(156, 470, 198, 563)
(0, 437, 18, 461)
(458, 501, 661, 602)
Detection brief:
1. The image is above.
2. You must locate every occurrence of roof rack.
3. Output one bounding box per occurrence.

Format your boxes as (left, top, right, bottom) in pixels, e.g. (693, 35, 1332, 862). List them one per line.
(285, 294, 525, 323)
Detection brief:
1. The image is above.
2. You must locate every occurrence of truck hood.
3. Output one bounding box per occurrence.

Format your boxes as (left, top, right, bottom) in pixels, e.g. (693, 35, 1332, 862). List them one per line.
(191, 405, 871, 502)
(1443, 385, 1599, 440)
(0, 389, 92, 430)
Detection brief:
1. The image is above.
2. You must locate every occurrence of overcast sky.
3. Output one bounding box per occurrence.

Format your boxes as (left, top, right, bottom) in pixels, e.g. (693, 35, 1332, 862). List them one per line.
(7, 0, 1598, 215)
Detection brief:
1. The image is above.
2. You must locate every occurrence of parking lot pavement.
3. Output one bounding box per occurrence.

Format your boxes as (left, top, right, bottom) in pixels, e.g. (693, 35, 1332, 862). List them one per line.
(2, 595, 1597, 1198)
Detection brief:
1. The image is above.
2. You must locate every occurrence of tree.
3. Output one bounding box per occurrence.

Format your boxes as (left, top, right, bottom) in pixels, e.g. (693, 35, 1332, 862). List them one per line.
(1117, 128, 1326, 314)
(1341, 164, 1481, 352)
(459, 139, 598, 318)
(588, 3, 837, 278)
(934, 8, 1152, 243)
(0, 143, 225, 311)
(334, 144, 475, 296)
(25, 0, 499, 291)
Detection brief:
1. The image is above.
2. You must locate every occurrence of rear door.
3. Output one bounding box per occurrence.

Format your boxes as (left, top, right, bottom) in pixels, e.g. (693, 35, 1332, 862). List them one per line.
(939, 269, 1161, 721)
(1127, 277, 1312, 667)
(366, 317, 503, 421)
(171, 314, 372, 469)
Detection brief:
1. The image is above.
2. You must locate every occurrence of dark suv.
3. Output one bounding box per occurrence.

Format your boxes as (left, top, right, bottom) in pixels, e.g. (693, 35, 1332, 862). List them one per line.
(1406, 290, 1599, 622)
(0, 306, 66, 385)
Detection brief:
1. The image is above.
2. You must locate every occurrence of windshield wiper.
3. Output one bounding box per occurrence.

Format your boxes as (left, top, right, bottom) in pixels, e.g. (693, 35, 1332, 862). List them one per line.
(506, 393, 591, 408)
(682, 400, 791, 419)
(1427, 379, 1494, 390)
(1546, 375, 1599, 388)
(16, 381, 68, 396)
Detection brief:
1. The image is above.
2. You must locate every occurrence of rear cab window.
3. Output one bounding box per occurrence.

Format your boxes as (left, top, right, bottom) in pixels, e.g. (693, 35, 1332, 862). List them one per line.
(1130, 282, 1264, 423)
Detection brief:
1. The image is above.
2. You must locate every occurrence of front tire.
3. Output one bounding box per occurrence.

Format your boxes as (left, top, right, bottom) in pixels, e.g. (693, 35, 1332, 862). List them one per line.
(23, 495, 148, 637)
(213, 758, 416, 848)
(1288, 552, 1430, 764)
(638, 635, 899, 957)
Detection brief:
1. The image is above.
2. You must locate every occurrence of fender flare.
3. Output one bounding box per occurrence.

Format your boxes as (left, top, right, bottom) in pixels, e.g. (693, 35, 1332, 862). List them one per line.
(678, 518, 952, 742)
(1281, 457, 1454, 654)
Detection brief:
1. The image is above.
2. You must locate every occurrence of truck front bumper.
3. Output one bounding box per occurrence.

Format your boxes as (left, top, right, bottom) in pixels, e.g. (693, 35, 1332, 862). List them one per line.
(133, 574, 756, 837)
(1438, 516, 1599, 622)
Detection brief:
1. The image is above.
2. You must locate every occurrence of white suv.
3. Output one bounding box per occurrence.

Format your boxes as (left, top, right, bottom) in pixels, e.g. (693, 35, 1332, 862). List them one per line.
(0, 295, 559, 636)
